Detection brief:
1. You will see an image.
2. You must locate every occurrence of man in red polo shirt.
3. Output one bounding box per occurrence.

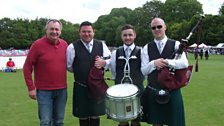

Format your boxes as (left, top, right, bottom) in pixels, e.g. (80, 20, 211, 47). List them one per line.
(6, 58, 16, 72)
(23, 19, 68, 126)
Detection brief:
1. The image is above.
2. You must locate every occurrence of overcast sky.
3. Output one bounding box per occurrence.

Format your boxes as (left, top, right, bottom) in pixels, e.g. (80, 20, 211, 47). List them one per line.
(0, 0, 223, 24)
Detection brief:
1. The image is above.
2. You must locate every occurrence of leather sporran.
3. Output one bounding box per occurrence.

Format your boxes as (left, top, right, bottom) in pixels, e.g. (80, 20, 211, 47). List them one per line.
(158, 65, 193, 90)
(155, 89, 170, 104)
(88, 67, 108, 101)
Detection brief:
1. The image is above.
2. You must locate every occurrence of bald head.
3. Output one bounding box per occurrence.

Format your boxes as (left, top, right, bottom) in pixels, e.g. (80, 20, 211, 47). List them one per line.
(151, 18, 165, 26)
(150, 18, 167, 40)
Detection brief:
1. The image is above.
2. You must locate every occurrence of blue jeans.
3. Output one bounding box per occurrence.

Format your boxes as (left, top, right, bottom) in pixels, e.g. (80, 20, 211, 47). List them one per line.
(37, 88, 67, 126)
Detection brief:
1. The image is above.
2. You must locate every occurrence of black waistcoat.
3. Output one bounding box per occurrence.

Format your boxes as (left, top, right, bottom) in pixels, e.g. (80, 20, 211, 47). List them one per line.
(115, 46, 144, 85)
(147, 39, 175, 88)
(72, 39, 103, 84)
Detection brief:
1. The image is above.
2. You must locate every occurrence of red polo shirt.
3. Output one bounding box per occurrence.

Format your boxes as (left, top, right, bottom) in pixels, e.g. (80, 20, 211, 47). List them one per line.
(23, 36, 68, 91)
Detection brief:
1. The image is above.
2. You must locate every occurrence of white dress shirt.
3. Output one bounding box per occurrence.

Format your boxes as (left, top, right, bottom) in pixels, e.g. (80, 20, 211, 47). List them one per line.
(66, 39, 111, 72)
(141, 36, 189, 76)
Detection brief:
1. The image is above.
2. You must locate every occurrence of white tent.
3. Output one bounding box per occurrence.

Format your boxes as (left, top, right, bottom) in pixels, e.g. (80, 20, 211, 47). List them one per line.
(189, 43, 197, 48)
(198, 43, 207, 48)
(215, 43, 224, 49)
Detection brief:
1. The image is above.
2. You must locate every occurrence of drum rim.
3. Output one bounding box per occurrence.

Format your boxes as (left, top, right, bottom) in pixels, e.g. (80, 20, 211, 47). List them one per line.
(106, 83, 139, 97)
(108, 115, 139, 122)
(106, 91, 139, 99)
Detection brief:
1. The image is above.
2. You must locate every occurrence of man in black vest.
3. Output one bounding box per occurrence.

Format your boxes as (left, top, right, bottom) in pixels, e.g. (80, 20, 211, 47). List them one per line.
(110, 24, 144, 126)
(66, 21, 111, 126)
(140, 18, 188, 126)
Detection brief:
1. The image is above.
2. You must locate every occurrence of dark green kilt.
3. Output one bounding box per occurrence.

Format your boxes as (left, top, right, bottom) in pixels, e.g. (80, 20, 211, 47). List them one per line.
(72, 82, 106, 118)
(141, 87, 185, 126)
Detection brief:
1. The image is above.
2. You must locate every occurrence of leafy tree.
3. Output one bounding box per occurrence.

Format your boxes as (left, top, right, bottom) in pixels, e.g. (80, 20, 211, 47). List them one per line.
(161, 0, 203, 23)
(132, 0, 164, 45)
(202, 15, 224, 45)
(94, 8, 133, 46)
(133, 0, 163, 28)
(219, 3, 224, 15)
(0, 18, 15, 49)
(167, 20, 191, 41)
(0, 1, 223, 48)
(60, 19, 79, 44)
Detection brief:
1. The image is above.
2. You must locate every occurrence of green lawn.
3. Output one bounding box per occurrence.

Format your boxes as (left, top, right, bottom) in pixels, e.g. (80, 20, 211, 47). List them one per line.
(0, 54, 223, 126)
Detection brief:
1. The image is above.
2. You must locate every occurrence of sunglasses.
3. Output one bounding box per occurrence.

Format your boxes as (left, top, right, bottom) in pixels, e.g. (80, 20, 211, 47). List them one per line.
(151, 25, 163, 30)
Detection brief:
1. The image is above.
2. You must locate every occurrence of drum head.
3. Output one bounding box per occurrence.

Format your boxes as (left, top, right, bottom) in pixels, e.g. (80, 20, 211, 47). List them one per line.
(106, 84, 138, 97)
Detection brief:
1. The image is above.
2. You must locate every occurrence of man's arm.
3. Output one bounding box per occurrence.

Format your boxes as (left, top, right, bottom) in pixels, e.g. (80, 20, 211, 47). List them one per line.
(66, 43, 75, 72)
(141, 44, 157, 76)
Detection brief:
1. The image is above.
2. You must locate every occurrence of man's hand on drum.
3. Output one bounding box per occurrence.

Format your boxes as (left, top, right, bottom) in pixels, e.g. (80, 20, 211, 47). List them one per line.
(154, 58, 168, 70)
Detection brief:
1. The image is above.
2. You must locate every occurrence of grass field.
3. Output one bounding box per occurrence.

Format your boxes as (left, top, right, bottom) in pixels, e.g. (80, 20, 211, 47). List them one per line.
(0, 54, 223, 126)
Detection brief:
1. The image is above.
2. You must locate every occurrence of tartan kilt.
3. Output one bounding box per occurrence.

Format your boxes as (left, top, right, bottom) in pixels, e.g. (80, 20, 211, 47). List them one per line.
(72, 82, 106, 118)
(141, 87, 185, 126)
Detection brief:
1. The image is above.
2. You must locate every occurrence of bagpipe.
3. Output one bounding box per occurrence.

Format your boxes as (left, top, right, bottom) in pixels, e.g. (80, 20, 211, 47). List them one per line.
(158, 15, 204, 91)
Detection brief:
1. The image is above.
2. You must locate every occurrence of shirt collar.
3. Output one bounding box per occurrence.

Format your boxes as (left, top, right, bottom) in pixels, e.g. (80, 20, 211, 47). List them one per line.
(124, 43, 135, 51)
(154, 36, 168, 45)
(81, 39, 93, 46)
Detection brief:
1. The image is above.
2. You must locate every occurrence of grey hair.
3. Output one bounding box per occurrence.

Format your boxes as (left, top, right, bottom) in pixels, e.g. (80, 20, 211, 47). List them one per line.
(45, 19, 63, 30)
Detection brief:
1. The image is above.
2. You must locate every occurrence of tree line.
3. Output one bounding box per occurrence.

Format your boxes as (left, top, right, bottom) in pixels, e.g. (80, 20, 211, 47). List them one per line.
(0, 0, 224, 49)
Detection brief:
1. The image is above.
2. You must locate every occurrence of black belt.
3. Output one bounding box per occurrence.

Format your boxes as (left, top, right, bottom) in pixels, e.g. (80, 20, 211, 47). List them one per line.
(75, 82, 87, 88)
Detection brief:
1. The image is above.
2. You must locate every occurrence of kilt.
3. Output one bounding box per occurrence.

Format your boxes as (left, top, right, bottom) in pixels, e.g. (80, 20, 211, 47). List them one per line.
(141, 87, 185, 126)
(72, 82, 106, 118)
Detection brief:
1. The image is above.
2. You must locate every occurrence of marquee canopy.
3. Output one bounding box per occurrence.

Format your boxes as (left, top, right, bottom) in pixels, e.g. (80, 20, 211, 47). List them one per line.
(198, 43, 207, 48)
(189, 43, 208, 48)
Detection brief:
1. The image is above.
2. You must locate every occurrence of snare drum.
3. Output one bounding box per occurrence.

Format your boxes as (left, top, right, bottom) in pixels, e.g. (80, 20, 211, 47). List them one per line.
(105, 84, 141, 122)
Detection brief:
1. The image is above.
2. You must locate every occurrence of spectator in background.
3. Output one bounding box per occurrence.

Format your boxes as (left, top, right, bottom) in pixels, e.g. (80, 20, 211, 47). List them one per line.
(199, 49, 203, 60)
(6, 58, 16, 72)
(194, 49, 198, 60)
(204, 49, 209, 60)
(23, 19, 68, 126)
